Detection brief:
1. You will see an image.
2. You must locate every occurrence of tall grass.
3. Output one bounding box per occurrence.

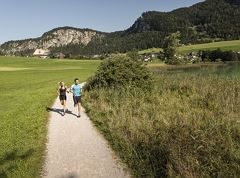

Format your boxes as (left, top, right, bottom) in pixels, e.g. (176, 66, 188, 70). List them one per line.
(83, 64, 240, 177)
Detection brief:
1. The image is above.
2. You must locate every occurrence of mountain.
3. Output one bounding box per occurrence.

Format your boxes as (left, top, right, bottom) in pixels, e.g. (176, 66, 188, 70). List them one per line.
(0, 0, 239, 56)
(0, 27, 105, 56)
(124, 0, 240, 43)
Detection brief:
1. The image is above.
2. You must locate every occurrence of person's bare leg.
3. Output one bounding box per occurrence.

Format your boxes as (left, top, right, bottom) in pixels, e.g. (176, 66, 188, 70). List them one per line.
(77, 102, 81, 117)
(63, 100, 66, 114)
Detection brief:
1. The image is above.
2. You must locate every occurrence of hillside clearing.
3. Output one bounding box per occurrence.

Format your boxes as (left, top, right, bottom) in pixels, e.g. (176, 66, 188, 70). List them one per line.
(138, 40, 240, 54)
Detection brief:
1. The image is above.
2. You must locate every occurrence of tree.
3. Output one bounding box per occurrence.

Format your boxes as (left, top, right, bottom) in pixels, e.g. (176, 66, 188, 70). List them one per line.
(126, 49, 139, 61)
(163, 31, 181, 64)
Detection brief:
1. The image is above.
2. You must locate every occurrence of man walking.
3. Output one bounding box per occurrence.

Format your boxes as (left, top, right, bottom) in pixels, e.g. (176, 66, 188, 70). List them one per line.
(70, 78, 82, 118)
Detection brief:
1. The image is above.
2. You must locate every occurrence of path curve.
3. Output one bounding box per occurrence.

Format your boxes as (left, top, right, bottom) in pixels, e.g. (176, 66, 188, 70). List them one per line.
(43, 86, 130, 178)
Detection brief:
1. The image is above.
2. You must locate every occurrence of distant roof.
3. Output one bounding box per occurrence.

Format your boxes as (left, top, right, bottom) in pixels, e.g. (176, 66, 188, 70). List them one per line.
(33, 49, 50, 56)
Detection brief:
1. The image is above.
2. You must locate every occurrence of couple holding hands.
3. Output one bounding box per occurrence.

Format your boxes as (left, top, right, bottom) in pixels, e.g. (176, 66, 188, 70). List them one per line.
(57, 78, 82, 117)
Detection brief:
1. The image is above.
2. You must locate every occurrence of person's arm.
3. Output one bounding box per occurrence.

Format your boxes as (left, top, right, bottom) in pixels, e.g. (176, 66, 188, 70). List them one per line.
(66, 86, 70, 93)
(69, 85, 73, 93)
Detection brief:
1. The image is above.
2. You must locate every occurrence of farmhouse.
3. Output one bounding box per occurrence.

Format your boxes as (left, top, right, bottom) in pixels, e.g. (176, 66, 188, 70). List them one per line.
(151, 53, 160, 58)
(33, 49, 50, 58)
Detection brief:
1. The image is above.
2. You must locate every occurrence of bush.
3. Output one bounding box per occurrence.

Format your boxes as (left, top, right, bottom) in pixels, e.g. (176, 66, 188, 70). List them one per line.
(200, 49, 239, 62)
(84, 55, 153, 91)
(126, 49, 139, 61)
(167, 56, 186, 65)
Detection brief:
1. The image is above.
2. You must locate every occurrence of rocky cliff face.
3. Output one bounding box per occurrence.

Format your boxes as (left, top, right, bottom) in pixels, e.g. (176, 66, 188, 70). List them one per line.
(0, 27, 103, 55)
(126, 16, 151, 34)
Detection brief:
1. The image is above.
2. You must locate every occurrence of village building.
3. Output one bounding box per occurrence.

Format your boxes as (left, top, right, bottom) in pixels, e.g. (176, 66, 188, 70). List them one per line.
(33, 49, 50, 58)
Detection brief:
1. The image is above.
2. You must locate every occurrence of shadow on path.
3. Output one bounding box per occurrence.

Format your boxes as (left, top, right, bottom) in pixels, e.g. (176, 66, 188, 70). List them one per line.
(46, 107, 78, 117)
(58, 173, 78, 178)
(65, 110, 78, 117)
(46, 107, 63, 116)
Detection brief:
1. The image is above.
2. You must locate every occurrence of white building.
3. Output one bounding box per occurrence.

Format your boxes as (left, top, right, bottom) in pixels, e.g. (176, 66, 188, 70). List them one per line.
(33, 49, 50, 58)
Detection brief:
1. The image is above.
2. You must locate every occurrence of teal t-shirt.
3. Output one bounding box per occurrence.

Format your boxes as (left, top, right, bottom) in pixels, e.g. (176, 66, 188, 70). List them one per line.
(71, 84, 81, 96)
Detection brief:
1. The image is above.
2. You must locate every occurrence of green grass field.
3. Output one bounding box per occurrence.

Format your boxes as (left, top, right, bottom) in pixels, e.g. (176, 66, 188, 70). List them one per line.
(138, 40, 240, 54)
(1, 55, 240, 178)
(0, 57, 100, 178)
(84, 63, 240, 177)
(179, 40, 240, 54)
(139, 48, 163, 55)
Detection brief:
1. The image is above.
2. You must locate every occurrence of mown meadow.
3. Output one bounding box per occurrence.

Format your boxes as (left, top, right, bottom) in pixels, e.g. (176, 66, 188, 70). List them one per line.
(0, 57, 100, 178)
(83, 63, 240, 177)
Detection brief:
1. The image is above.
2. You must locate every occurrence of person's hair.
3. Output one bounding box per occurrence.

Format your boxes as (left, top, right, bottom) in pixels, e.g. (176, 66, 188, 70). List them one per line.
(74, 78, 79, 82)
(59, 81, 64, 85)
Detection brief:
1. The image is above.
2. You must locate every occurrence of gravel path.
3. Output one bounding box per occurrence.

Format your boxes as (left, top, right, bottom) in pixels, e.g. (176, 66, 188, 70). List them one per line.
(43, 91, 130, 178)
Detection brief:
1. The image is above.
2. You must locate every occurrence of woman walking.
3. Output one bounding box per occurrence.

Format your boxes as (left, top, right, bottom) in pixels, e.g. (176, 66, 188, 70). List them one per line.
(57, 81, 68, 116)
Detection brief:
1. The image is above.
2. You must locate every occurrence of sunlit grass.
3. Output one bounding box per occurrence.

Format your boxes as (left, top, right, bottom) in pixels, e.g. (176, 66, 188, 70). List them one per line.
(0, 56, 100, 178)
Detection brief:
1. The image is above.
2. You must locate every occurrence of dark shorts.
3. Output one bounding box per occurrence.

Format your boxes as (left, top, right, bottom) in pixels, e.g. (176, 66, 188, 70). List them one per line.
(73, 96, 81, 105)
(59, 95, 67, 101)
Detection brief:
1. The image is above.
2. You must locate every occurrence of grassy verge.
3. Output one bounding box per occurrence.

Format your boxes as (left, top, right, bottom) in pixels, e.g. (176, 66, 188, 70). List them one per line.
(0, 57, 99, 178)
(83, 64, 240, 177)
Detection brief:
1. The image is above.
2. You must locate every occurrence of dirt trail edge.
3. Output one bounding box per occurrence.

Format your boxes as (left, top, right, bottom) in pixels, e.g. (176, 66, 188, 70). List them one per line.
(43, 84, 131, 178)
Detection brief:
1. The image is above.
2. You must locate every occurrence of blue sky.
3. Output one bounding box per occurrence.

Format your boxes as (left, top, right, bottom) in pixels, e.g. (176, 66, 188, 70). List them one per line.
(0, 0, 204, 44)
